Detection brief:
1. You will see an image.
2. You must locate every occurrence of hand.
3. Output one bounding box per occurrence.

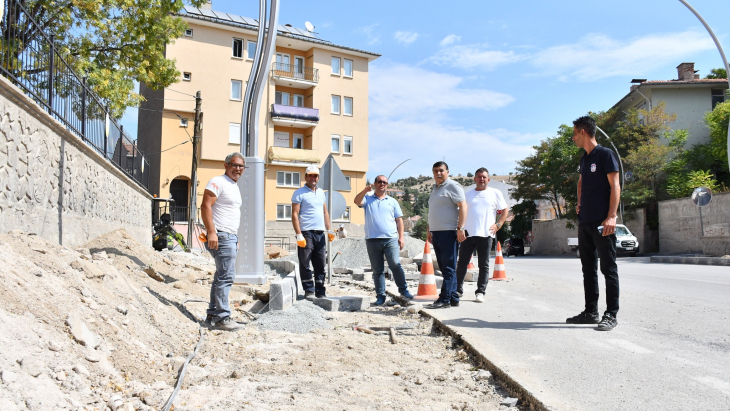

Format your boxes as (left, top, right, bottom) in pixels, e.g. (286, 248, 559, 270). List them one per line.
(576, 203, 581, 214)
(457, 230, 466, 243)
(364, 184, 372, 192)
(489, 224, 499, 235)
(208, 233, 219, 250)
(398, 237, 405, 250)
(427, 231, 432, 244)
(601, 216, 617, 236)
(296, 233, 306, 248)
(327, 231, 336, 242)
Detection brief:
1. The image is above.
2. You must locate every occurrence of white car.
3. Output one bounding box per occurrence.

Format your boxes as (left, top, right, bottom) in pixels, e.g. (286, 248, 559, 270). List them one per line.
(568, 224, 640, 258)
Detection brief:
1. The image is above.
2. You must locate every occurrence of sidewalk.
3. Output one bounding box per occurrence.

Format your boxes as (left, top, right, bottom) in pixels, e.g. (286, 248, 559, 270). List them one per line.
(649, 255, 730, 266)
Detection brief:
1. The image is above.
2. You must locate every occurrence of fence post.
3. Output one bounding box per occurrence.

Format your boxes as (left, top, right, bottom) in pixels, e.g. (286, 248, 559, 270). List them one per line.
(81, 77, 86, 139)
(105, 105, 110, 159)
(48, 34, 55, 114)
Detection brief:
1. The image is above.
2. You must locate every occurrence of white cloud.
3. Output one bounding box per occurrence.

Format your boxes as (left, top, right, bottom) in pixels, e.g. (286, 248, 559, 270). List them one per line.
(425, 44, 525, 70)
(394, 31, 419, 45)
(439, 34, 461, 47)
(531, 31, 716, 81)
(356, 24, 380, 45)
(369, 63, 515, 120)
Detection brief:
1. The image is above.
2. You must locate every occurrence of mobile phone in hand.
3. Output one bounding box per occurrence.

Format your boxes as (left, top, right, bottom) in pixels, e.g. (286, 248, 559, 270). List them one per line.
(597, 226, 604, 235)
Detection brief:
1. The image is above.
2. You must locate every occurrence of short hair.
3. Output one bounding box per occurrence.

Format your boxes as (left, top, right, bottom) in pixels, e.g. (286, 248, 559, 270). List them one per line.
(475, 167, 489, 176)
(225, 152, 245, 165)
(573, 116, 596, 137)
(375, 175, 388, 183)
(432, 161, 449, 171)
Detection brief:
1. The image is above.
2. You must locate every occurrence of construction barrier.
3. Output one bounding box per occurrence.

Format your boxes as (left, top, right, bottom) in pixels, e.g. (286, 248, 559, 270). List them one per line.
(491, 241, 507, 280)
(417, 242, 438, 296)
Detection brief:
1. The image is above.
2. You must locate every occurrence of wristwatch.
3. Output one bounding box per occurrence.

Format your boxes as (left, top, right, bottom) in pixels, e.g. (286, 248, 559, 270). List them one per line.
(496, 223, 502, 229)
(457, 226, 465, 232)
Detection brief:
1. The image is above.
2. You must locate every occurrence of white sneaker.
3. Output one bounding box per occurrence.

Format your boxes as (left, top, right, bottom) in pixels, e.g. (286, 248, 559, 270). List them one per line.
(475, 293, 485, 303)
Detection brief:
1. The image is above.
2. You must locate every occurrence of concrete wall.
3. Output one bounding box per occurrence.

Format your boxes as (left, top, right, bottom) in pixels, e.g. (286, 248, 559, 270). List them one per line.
(530, 219, 577, 255)
(658, 191, 730, 254)
(651, 87, 714, 148)
(0, 76, 152, 247)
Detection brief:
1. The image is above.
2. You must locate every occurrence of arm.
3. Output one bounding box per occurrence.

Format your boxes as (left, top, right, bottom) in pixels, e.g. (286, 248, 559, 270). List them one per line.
(353, 184, 372, 206)
(576, 174, 582, 215)
(291, 203, 302, 234)
(201, 189, 218, 250)
(601, 171, 621, 236)
(490, 208, 510, 235)
(323, 203, 331, 231)
(396, 217, 405, 250)
(427, 224, 432, 243)
(456, 200, 467, 243)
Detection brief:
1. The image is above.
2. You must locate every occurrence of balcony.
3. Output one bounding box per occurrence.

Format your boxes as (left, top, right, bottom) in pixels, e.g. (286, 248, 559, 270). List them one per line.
(271, 104, 319, 128)
(268, 146, 320, 166)
(271, 62, 319, 88)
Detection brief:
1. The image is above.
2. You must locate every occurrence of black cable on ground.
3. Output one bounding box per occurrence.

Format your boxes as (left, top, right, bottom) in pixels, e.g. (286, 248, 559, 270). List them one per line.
(160, 327, 205, 411)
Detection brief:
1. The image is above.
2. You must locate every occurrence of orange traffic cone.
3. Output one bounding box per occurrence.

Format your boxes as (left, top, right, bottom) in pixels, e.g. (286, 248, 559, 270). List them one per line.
(417, 242, 438, 297)
(466, 255, 477, 270)
(491, 241, 508, 280)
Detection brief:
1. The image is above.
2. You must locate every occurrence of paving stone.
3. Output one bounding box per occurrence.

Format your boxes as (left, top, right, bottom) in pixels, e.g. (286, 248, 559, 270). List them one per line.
(399, 249, 410, 258)
(351, 273, 365, 281)
(269, 278, 294, 311)
(312, 296, 369, 312)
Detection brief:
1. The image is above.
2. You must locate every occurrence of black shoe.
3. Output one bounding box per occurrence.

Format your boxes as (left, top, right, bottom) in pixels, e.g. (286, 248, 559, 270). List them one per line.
(425, 300, 450, 309)
(456, 290, 463, 298)
(597, 313, 618, 331)
(304, 291, 315, 301)
(566, 310, 600, 324)
(315, 293, 327, 299)
(450, 300, 460, 307)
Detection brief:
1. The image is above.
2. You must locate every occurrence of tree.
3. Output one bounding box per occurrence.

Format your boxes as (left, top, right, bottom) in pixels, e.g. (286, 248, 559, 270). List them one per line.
(411, 216, 429, 242)
(5, 0, 204, 117)
(509, 201, 536, 241)
(705, 68, 727, 79)
(466, 172, 474, 177)
(705, 100, 730, 178)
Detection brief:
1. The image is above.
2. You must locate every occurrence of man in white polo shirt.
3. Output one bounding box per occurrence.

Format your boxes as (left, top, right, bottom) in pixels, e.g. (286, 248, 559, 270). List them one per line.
(291, 165, 333, 300)
(455, 167, 509, 302)
(354, 175, 414, 306)
(200, 152, 245, 331)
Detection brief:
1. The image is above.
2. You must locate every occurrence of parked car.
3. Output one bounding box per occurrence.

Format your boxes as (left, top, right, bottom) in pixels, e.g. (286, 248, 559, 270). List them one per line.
(568, 224, 640, 258)
(504, 238, 525, 257)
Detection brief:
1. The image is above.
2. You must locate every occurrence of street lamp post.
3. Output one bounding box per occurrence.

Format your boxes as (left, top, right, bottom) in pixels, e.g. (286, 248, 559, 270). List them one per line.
(678, 0, 730, 171)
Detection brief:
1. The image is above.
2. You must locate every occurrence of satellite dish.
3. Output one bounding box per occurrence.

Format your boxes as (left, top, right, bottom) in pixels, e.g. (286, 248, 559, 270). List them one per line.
(691, 186, 712, 207)
(305, 21, 314, 32)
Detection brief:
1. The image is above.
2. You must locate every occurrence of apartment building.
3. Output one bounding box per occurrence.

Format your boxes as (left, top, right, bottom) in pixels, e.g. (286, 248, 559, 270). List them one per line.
(137, 4, 379, 240)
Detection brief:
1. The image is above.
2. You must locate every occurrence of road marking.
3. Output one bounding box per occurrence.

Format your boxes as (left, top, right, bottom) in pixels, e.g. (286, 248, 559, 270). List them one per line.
(692, 376, 730, 397)
(606, 339, 653, 354)
(531, 304, 553, 312)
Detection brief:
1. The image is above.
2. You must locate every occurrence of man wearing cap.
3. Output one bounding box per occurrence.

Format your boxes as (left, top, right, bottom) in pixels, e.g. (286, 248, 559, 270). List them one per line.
(425, 161, 467, 309)
(291, 165, 333, 299)
(354, 175, 414, 306)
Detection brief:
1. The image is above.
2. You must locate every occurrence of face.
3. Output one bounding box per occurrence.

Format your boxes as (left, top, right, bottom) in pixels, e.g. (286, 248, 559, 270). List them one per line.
(373, 176, 388, 194)
(432, 165, 449, 184)
(474, 171, 489, 189)
(572, 127, 587, 148)
(224, 157, 246, 182)
(305, 173, 319, 187)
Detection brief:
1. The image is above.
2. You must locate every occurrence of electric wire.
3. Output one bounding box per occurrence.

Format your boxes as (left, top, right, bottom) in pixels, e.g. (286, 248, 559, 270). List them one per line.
(165, 88, 197, 97)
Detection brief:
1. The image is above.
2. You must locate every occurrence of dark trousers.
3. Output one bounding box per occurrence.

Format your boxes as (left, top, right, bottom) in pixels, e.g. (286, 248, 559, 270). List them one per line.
(297, 230, 326, 295)
(578, 222, 619, 316)
(456, 235, 492, 295)
(431, 230, 460, 303)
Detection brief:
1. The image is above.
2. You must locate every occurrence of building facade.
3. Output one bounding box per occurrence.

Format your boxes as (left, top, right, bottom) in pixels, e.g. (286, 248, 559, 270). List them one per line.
(137, 4, 379, 242)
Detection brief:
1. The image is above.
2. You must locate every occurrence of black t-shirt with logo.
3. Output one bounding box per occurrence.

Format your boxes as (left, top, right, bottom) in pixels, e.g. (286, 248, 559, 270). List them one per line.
(579, 145, 619, 224)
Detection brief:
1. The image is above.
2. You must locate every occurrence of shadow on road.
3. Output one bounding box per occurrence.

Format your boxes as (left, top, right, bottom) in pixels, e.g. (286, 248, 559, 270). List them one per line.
(443, 317, 583, 330)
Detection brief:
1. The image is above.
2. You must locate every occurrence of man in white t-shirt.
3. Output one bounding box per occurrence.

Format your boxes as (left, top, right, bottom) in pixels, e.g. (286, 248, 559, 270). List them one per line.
(455, 167, 509, 303)
(200, 152, 245, 331)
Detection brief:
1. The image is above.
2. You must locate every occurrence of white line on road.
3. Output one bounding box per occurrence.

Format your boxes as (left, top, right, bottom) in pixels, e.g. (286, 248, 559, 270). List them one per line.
(606, 339, 654, 354)
(692, 376, 730, 397)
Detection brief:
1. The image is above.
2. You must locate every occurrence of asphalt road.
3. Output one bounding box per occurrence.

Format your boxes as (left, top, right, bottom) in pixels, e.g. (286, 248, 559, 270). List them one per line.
(419, 256, 730, 411)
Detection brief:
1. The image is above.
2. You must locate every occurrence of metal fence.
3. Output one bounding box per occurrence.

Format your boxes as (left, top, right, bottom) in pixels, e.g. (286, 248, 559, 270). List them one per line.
(272, 62, 319, 83)
(0, 0, 149, 191)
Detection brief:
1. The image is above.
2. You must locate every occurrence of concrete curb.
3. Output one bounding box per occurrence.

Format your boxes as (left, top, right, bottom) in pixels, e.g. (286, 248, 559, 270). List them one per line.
(650, 256, 730, 266)
(266, 260, 301, 311)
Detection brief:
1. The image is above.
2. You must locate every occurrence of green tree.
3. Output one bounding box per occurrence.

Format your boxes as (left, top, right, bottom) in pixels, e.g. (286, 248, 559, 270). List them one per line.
(509, 201, 536, 240)
(666, 170, 720, 198)
(705, 68, 727, 79)
(705, 100, 730, 177)
(466, 172, 474, 177)
(6, 0, 204, 117)
(411, 216, 429, 242)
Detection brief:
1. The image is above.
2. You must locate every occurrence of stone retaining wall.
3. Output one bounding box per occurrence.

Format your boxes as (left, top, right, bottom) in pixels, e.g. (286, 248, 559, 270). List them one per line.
(658, 191, 730, 254)
(0, 76, 152, 247)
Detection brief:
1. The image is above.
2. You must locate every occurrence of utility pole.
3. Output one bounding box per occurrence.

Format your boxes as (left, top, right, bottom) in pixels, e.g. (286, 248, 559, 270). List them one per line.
(188, 91, 202, 251)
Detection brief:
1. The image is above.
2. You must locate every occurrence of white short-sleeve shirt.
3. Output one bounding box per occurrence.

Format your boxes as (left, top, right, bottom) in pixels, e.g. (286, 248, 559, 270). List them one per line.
(464, 187, 508, 238)
(205, 175, 241, 234)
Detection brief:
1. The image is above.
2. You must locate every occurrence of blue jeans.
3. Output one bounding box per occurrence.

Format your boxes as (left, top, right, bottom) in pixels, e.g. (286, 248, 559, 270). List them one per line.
(297, 230, 327, 295)
(366, 237, 409, 297)
(431, 230, 459, 303)
(206, 231, 237, 321)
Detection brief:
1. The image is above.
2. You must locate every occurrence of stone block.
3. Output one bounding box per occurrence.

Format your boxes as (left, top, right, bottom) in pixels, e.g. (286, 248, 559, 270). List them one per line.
(352, 273, 366, 281)
(402, 263, 418, 272)
(400, 257, 414, 264)
(312, 296, 369, 312)
(399, 249, 410, 258)
(269, 278, 294, 311)
(464, 270, 478, 282)
(333, 267, 349, 274)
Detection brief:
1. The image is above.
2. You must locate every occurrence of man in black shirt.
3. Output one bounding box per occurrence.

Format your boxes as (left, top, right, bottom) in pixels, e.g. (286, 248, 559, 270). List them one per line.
(567, 116, 621, 331)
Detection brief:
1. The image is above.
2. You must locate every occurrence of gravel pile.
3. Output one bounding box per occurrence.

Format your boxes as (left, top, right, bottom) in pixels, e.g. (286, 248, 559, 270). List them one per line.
(264, 262, 290, 280)
(255, 300, 333, 333)
(281, 236, 426, 269)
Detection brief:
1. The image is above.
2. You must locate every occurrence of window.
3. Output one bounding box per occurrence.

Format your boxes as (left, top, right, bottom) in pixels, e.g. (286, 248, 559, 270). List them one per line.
(293, 94, 304, 107)
(182, 72, 191, 81)
(229, 123, 241, 144)
(334, 206, 351, 222)
(232, 38, 243, 58)
(184, 28, 193, 37)
(246, 40, 257, 60)
(180, 118, 189, 127)
(294, 56, 305, 79)
(276, 53, 290, 68)
(712, 88, 727, 109)
(344, 176, 351, 188)
(343, 136, 353, 154)
(293, 133, 303, 149)
(344, 97, 353, 116)
(276, 171, 300, 188)
(231, 80, 242, 101)
(344, 59, 353, 77)
(277, 204, 292, 220)
(331, 135, 340, 153)
(331, 95, 341, 114)
(274, 131, 289, 147)
(275, 91, 290, 105)
(331, 56, 340, 75)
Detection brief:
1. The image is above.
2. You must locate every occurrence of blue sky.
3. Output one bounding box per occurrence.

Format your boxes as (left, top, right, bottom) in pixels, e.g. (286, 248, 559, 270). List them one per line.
(120, 0, 730, 181)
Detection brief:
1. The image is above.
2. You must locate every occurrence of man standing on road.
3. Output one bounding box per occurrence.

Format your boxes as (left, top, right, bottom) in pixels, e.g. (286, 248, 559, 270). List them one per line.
(354, 175, 415, 306)
(455, 168, 509, 303)
(200, 152, 246, 331)
(568, 115, 621, 331)
(291, 165, 333, 300)
(425, 161, 467, 309)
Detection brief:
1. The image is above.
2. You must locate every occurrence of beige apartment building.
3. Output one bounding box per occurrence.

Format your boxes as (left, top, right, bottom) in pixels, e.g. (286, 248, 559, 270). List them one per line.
(137, 4, 379, 242)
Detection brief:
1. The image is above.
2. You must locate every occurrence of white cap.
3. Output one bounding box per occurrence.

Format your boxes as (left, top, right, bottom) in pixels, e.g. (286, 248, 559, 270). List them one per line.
(305, 165, 320, 175)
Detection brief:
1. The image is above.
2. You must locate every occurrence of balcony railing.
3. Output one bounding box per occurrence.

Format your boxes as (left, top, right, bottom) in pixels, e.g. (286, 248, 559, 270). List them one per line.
(271, 62, 318, 83)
